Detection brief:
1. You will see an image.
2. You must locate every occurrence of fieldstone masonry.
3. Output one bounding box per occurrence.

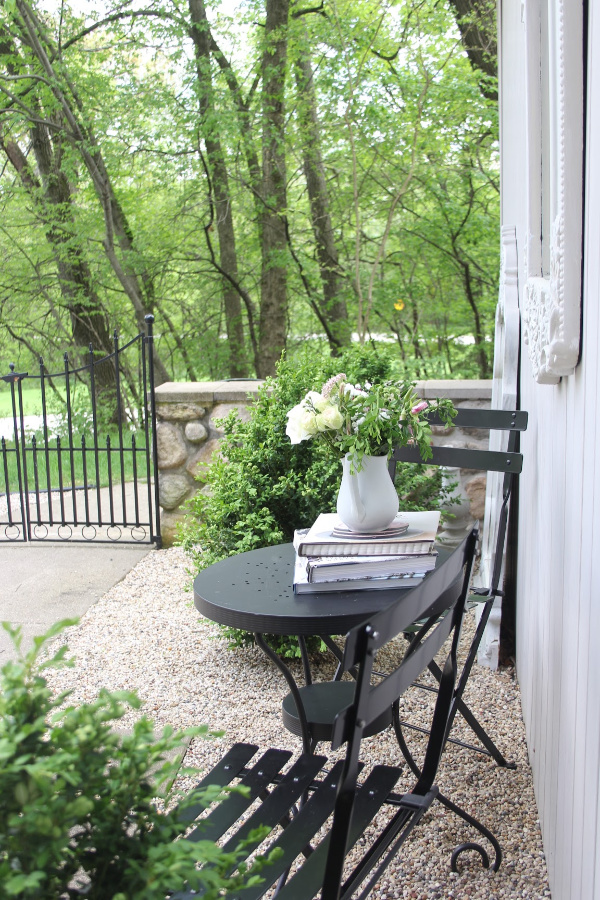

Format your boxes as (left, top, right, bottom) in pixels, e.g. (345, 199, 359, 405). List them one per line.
(155, 381, 262, 546)
(154, 379, 492, 546)
(416, 380, 491, 546)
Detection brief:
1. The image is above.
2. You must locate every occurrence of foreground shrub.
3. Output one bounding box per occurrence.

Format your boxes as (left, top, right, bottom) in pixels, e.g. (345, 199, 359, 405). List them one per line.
(0, 621, 276, 900)
(180, 347, 452, 657)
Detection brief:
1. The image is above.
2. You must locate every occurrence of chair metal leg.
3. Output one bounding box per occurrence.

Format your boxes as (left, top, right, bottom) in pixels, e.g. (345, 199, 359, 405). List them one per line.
(401, 593, 517, 769)
(425, 657, 516, 768)
(440, 792, 502, 872)
(254, 633, 312, 755)
(392, 702, 502, 872)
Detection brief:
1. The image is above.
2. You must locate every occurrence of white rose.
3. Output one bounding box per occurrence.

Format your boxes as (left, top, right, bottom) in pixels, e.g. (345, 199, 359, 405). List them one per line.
(287, 397, 323, 442)
(286, 404, 314, 443)
(305, 391, 328, 413)
(300, 407, 320, 436)
(315, 405, 344, 432)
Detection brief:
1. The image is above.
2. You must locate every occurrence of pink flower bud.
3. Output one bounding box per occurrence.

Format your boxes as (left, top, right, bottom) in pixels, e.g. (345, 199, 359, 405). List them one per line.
(411, 400, 429, 414)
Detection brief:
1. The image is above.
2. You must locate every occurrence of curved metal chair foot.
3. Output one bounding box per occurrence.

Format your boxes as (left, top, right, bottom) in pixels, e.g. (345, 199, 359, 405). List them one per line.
(451, 841, 490, 872)
(439, 792, 502, 872)
(393, 703, 502, 872)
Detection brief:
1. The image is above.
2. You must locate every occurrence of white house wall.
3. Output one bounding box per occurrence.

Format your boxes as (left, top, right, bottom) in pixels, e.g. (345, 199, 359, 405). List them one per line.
(501, 2, 600, 898)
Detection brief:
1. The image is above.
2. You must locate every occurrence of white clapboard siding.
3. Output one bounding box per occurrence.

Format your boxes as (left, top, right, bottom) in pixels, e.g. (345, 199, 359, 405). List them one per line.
(501, 2, 600, 898)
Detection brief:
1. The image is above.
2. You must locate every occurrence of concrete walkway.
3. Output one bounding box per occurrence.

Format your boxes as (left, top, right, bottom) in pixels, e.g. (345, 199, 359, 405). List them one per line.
(0, 542, 152, 661)
(0, 481, 156, 660)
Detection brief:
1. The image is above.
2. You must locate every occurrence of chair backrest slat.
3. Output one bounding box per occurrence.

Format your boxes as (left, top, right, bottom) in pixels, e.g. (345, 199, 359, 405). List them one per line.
(390, 407, 526, 604)
(366, 587, 459, 721)
(391, 444, 523, 474)
(341, 539, 471, 670)
(332, 536, 475, 750)
(336, 594, 458, 748)
(424, 408, 528, 430)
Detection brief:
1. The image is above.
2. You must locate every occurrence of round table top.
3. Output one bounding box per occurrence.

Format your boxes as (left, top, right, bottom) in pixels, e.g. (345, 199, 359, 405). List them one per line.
(193, 543, 446, 636)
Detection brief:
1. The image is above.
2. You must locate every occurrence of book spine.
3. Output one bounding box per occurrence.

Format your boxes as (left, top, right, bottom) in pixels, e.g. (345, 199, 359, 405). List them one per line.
(297, 540, 435, 557)
(308, 566, 434, 583)
(294, 574, 425, 594)
(308, 552, 436, 569)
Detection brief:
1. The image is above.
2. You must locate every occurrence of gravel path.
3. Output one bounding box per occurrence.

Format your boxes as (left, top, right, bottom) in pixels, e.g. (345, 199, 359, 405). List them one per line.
(43, 548, 551, 900)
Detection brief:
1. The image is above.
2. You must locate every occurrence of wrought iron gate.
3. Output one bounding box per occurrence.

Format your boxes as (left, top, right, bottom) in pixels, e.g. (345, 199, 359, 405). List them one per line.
(0, 316, 161, 545)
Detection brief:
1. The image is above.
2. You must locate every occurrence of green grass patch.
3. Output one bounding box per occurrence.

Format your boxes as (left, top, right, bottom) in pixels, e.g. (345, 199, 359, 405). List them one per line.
(1, 436, 144, 493)
(0, 382, 92, 419)
(0, 385, 46, 418)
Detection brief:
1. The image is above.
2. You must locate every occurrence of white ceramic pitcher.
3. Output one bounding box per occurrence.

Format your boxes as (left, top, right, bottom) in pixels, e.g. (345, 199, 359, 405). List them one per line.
(336, 453, 399, 533)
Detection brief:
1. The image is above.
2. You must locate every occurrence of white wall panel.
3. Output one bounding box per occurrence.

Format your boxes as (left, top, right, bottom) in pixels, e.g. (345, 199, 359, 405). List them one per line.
(501, 1, 600, 897)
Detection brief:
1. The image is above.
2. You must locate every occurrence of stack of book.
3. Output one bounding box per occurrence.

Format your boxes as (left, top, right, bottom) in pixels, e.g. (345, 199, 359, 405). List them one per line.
(293, 510, 440, 594)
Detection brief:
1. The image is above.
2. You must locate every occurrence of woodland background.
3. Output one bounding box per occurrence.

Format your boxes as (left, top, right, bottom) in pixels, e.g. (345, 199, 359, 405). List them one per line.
(0, 0, 498, 394)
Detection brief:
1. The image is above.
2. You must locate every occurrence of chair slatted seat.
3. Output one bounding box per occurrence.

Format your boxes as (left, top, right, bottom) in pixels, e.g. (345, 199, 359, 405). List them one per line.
(171, 530, 500, 900)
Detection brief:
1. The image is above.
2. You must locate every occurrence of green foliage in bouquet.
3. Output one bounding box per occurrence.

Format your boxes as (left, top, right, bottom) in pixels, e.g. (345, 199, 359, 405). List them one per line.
(0, 621, 278, 900)
(180, 346, 455, 658)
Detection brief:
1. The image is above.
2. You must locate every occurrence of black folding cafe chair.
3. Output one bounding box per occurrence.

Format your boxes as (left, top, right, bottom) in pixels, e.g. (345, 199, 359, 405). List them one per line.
(388, 406, 527, 771)
(171, 529, 502, 900)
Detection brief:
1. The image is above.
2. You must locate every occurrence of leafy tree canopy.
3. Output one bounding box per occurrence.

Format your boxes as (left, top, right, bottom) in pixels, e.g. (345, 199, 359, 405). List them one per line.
(0, 0, 499, 383)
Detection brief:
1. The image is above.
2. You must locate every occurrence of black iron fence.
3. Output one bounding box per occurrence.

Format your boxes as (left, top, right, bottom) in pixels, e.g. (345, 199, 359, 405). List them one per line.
(0, 317, 161, 545)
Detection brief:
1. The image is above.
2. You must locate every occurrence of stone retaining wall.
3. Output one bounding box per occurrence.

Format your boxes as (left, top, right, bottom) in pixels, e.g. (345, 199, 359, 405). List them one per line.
(155, 379, 492, 546)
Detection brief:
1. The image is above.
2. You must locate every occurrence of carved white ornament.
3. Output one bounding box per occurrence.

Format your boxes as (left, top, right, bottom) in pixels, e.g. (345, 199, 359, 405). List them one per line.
(521, 0, 583, 384)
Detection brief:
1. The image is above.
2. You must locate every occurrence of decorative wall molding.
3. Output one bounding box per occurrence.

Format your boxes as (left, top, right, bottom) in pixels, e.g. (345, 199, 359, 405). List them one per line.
(521, 0, 583, 384)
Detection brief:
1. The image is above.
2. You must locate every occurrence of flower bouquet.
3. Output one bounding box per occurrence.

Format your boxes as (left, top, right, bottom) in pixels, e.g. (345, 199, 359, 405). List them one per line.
(286, 374, 456, 532)
(286, 374, 456, 470)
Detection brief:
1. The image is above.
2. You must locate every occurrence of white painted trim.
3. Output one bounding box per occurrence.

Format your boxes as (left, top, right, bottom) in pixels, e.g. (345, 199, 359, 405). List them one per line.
(476, 225, 520, 668)
(521, 0, 583, 384)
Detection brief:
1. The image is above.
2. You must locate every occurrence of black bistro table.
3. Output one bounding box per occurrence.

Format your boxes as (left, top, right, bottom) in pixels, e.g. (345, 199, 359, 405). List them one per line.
(194, 542, 448, 752)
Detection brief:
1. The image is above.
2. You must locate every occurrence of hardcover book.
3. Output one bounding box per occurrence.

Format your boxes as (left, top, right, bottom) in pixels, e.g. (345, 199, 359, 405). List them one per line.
(306, 551, 437, 583)
(293, 553, 427, 594)
(294, 510, 440, 558)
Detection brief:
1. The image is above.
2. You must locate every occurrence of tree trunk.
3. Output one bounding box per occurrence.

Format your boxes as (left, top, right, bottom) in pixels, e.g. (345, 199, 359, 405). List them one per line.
(447, 0, 497, 100)
(209, 37, 263, 226)
(0, 128, 123, 417)
(12, 0, 170, 385)
(258, 0, 289, 378)
(459, 258, 491, 378)
(188, 0, 249, 378)
(294, 44, 350, 353)
(0, 26, 117, 393)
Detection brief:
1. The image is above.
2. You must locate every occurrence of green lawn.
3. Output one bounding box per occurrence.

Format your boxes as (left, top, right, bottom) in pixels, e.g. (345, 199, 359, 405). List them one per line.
(0, 382, 91, 419)
(0, 385, 46, 418)
(1, 381, 151, 492)
(1, 437, 145, 493)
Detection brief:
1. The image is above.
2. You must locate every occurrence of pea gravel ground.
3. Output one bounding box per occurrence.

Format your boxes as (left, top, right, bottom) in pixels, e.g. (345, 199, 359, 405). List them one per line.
(43, 547, 552, 900)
